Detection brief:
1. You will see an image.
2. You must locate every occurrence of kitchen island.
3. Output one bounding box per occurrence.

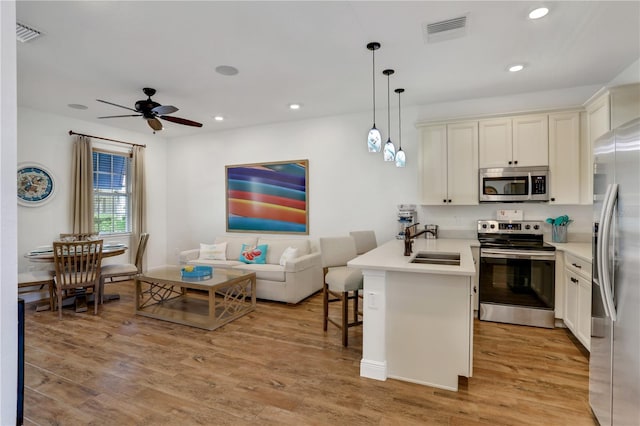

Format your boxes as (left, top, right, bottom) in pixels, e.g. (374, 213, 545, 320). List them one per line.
(348, 238, 478, 391)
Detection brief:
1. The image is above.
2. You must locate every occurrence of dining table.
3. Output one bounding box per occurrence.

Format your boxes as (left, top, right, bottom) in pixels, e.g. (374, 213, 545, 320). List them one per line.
(24, 243, 128, 311)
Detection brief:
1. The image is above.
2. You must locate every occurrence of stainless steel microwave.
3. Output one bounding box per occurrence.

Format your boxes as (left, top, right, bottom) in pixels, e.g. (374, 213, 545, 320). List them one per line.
(479, 166, 549, 202)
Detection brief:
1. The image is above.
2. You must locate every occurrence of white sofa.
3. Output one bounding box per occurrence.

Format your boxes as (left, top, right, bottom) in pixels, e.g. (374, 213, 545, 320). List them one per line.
(179, 235, 323, 304)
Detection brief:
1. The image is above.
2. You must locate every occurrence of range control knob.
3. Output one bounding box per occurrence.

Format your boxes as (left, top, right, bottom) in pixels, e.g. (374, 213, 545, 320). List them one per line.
(525, 224, 531, 230)
(533, 224, 540, 230)
(490, 224, 496, 229)
(481, 223, 488, 229)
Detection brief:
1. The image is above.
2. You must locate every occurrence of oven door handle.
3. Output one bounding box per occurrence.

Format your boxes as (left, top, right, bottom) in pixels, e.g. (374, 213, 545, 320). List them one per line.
(481, 248, 556, 260)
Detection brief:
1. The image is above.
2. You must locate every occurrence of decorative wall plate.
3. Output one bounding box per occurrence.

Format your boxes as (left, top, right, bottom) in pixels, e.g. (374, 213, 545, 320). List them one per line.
(17, 163, 56, 207)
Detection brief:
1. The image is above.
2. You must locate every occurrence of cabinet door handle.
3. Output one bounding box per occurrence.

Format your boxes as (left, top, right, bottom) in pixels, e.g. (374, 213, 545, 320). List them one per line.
(443, 199, 447, 203)
(571, 277, 578, 283)
(508, 161, 512, 165)
(550, 197, 556, 202)
(473, 286, 477, 294)
(572, 263, 582, 269)
(514, 160, 518, 165)
(448, 199, 452, 203)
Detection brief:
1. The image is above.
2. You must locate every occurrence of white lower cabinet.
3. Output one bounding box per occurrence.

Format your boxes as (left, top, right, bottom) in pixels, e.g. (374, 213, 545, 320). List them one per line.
(563, 253, 592, 351)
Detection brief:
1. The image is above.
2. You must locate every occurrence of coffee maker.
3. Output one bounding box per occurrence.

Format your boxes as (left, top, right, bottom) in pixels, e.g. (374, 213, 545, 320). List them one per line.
(397, 204, 416, 240)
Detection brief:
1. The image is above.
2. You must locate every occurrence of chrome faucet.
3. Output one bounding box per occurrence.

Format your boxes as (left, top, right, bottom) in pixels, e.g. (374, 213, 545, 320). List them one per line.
(404, 223, 430, 256)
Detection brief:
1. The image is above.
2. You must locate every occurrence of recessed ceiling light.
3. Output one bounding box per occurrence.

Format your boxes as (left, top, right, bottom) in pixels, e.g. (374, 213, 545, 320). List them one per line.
(214, 116, 224, 121)
(528, 7, 549, 20)
(508, 64, 525, 72)
(289, 103, 301, 110)
(215, 65, 239, 76)
(68, 103, 88, 110)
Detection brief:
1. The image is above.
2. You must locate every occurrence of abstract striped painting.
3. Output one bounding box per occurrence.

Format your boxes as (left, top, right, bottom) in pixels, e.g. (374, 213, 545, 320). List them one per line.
(226, 160, 308, 234)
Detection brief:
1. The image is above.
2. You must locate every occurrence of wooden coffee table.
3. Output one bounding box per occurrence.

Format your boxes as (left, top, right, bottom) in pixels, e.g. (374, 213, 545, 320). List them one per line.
(135, 266, 256, 330)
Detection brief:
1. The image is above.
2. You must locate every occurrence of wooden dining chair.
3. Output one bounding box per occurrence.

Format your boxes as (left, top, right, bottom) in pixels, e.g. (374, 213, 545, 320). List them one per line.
(99, 233, 149, 303)
(18, 270, 55, 312)
(59, 233, 99, 242)
(52, 239, 104, 318)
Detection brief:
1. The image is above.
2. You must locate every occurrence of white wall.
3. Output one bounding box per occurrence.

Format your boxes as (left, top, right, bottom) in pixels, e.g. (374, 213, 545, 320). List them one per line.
(1, 1, 18, 423)
(165, 109, 421, 256)
(17, 107, 169, 273)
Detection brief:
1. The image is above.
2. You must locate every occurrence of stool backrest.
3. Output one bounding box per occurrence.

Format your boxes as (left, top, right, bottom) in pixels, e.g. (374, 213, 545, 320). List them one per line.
(319, 236, 358, 268)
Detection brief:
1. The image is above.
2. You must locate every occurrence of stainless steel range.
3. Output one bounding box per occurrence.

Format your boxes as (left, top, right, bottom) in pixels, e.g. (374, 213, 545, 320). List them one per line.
(477, 220, 556, 328)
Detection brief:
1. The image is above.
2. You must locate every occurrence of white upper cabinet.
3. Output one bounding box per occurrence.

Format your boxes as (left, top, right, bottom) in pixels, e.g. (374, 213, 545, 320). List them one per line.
(420, 125, 448, 205)
(478, 118, 512, 168)
(548, 112, 581, 205)
(479, 114, 548, 168)
(420, 121, 478, 205)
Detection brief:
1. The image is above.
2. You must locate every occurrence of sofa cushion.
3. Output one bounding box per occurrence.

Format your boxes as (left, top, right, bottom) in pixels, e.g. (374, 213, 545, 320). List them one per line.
(188, 259, 243, 268)
(258, 238, 310, 265)
(234, 263, 286, 282)
(215, 236, 258, 260)
(199, 242, 227, 260)
(279, 247, 299, 266)
(238, 243, 268, 264)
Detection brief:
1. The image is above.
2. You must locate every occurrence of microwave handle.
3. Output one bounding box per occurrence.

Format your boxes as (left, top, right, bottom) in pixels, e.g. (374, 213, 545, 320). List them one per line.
(528, 172, 533, 200)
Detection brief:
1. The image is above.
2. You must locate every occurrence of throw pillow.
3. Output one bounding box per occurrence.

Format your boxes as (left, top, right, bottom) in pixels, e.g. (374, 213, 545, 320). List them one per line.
(199, 242, 227, 260)
(279, 246, 299, 266)
(238, 244, 268, 264)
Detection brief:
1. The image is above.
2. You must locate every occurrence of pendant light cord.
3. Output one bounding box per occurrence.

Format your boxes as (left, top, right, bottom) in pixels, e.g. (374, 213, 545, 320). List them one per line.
(387, 73, 391, 139)
(372, 49, 376, 125)
(398, 90, 402, 149)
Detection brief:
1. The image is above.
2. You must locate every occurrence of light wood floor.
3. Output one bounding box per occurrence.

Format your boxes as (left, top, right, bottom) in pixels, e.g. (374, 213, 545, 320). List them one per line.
(23, 281, 596, 425)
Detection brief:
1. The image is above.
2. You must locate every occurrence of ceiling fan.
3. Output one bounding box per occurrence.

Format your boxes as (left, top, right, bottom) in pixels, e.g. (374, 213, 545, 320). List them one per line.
(97, 87, 203, 132)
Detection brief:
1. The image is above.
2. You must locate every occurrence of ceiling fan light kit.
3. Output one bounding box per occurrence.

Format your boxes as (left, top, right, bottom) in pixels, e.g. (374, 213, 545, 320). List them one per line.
(97, 87, 203, 133)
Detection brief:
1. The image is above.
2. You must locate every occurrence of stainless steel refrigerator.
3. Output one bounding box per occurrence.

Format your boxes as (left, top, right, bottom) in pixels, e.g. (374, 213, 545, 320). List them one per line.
(590, 117, 640, 425)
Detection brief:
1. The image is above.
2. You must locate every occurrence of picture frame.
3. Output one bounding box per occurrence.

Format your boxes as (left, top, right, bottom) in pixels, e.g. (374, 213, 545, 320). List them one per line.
(17, 162, 57, 207)
(226, 159, 309, 234)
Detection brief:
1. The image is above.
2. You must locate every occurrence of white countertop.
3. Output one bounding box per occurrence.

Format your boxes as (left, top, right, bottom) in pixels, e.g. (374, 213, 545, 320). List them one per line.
(547, 242, 592, 262)
(348, 238, 478, 276)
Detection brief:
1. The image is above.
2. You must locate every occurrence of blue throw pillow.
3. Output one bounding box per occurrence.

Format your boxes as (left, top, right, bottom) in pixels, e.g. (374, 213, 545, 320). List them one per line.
(238, 244, 268, 264)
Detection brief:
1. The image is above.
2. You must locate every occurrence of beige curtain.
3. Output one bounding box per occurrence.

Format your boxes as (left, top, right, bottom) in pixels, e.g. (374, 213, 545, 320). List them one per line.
(71, 136, 94, 233)
(130, 145, 147, 265)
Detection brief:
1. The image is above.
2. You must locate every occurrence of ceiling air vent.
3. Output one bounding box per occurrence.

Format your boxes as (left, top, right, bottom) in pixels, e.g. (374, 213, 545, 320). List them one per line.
(423, 15, 468, 43)
(16, 22, 42, 43)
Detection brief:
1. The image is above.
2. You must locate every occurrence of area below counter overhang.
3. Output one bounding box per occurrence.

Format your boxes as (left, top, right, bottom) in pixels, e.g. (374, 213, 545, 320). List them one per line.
(347, 238, 479, 276)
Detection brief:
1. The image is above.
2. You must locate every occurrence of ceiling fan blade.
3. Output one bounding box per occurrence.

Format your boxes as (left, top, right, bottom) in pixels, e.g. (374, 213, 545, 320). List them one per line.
(98, 114, 142, 119)
(152, 105, 178, 115)
(96, 99, 138, 112)
(147, 118, 163, 131)
(160, 115, 203, 127)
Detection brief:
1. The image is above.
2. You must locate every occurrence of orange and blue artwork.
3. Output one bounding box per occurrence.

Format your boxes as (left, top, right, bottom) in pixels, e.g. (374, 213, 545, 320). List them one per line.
(226, 160, 308, 234)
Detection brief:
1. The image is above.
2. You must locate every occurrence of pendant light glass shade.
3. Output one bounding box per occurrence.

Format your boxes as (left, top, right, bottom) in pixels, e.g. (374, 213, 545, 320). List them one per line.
(394, 88, 406, 167)
(383, 69, 396, 161)
(367, 42, 382, 153)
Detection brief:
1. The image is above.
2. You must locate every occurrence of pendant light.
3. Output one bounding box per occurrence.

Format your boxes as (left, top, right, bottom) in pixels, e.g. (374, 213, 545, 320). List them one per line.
(383, 69, 396, 161)
(394, 88, 406, 168)
(366, 42, 382, 153)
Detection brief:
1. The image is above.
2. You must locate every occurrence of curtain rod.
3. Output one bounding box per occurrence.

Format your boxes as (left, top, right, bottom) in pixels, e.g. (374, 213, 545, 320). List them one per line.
(68, 130, 146, 148)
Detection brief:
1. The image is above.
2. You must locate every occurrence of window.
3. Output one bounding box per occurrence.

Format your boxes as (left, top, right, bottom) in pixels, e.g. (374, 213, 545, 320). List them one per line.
(93, 151, 130, 234)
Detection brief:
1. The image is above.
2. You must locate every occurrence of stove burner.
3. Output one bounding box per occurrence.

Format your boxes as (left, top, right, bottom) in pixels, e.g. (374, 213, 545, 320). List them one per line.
(477, 219, 556, 251)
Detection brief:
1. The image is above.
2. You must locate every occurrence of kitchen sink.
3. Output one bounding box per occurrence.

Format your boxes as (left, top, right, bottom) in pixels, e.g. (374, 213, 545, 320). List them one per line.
(410, 251, 460, 266)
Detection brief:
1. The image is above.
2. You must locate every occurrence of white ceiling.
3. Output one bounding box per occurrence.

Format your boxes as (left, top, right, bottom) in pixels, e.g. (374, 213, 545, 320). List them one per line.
(16, 1, 640, 138)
